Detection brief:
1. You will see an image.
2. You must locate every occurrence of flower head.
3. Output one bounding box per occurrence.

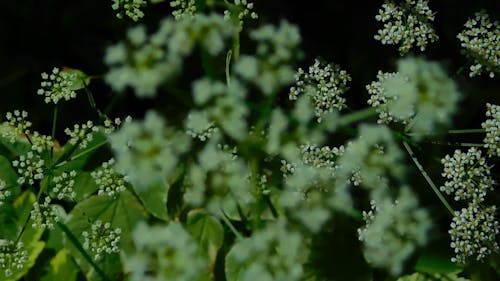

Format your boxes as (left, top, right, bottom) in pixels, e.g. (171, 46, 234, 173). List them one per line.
(0, 240, 28, 277)
(82, 220, 122, 261)
(457, 11, 500, 78)
(374, 0, 438, 55)
(481, 103, 499, 157)
(37, 67, 78, 104)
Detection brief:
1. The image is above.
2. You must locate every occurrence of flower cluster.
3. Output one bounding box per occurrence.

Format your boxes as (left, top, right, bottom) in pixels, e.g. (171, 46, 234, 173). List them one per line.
(185, 110, 218, 141)
(226, 219, 306, 281)
(111, 0, 146, 21)
(37, 67, 78, 104)
(0, 240, 28, 277)
(440, 147, 494, 205)
(170, 0, 196, 20)
(51, 171, 77, 201)
(441, 146, 499, 264)
(12, 151, 45, 186)
(449, 204, 500, 264)
(109, 110, 191, 190)
(0, 180, 11, 207)
(289, 59, 351, 122)
(2, 110, 32, 142)
(123, 221, 208, 281)
(457, 11, 500, 78)
(223, 0, 258, 30)
(481, 103, 499, 157)
(64, 121, 99, 149)
(30, 196, 60, 230)
(82, 220, 122, 261)
(91, 159, 128, 198)
(30, 132, 54, 153)
(366, 71, 411, 124)
(368, 57, 461, 136)
(234, 20, 301, 95)
(374, 0, 438, 55)
(358, 187, 432, 275)
(105, 14, 236, 97)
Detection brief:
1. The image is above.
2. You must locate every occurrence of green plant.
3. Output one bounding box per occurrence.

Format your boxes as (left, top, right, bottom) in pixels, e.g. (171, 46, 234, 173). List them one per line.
(0, 1, 499, 281)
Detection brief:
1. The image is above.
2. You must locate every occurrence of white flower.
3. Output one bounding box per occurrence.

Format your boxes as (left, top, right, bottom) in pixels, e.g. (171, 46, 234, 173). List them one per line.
(12, 151, 45, 186)
(37, 67, 78, 104)
(481, 103, 499, 157)
(91, 159, 128, 198)
(82, 220, 121, 261)
(374, 0, 438, 55)
(0, 240, 28, 277)
(457, 11, 500, 78)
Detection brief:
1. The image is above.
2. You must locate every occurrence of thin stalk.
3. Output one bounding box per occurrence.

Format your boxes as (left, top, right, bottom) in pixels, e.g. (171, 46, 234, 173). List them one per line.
(50, 106, 58, 158)
(424, 140, 484, 147)
(403, 141, 454, 216)
(57, 222, 112, 281)
(219, 209, 243, 240)
(226, 50, 232, 86)
(55, 139, 108, 168)
(407, 128, 485, 137)
(336, 107, 378, 127)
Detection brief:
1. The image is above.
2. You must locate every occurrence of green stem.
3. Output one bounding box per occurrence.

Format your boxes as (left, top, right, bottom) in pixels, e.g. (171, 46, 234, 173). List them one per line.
(226, 50, 232, 86)
(57, 222, 112, 281)
(83, 79, 106, 120)
(336, 107, 378, 127)
(424, 141, 484, 147)
(407, 128, 485, 137)
(50, 106, 58, 158)
(403, 141, 454, 216)
(54, 139, 108, 168)
(219, 209, 243, 240)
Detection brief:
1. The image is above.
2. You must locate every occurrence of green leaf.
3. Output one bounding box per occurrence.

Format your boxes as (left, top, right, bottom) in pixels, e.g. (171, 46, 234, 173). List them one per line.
(0, 155, 19, 187)
(0, 240, 45, 281)
(186, 209, 224, 267)
(133, 182, 169, 221)
(0, 191, 44, 281)
(62, 68, 91, 91)
(72, 172, 98, 201)
(39, 250, 79, 281)
(55, 131, 107, 171)
(64, 190, 147, 281)
(415, 254, 461, 274)
(396, 272, 470, 281)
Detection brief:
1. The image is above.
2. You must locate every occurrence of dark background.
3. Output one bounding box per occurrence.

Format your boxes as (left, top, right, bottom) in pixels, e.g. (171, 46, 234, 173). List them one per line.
(0, 0, 498, 134)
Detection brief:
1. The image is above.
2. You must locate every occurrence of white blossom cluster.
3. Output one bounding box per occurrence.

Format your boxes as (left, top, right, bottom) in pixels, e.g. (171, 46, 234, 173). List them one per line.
(449, 204, 500, 264)
(0, 180, 11, 207)
(440, 147, 494, 205)
(37, 67, 78, 104)
(0, 240, 28, 277)
(366, 71, 411, 124)
(358, 187, 432, 275)
(105, 14, 235, 97)
(82, 220, 122, 261)
(367, 57, 460, 136)
(12, 151, 45, 186)
(481, 103, 499, 157)
(185, 110, 218, 141)
(440, 146, 499, 263)
(109, 110, 191, 191)
(234, 20, 301, 95)
(457, 11, 500, 78)
(30, 196, 60, 230)
(170, 0, 196, 20)
(374, 0, 438, 55)
(102, 117, 131, 135)
(123, 221, 208, 281)
(300, 143, 345, 169)
(30, 132, 54, 153)
(226, 219, 306, 281)
(223, 0, 258, 30)
(2, 110, 32, 142)
(111, 0, 146, 21)
(91, 159, 128, 198)
(64, 121, 99, 149)
(51, 171, 77, 201)
(289, 59, 351, 122)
